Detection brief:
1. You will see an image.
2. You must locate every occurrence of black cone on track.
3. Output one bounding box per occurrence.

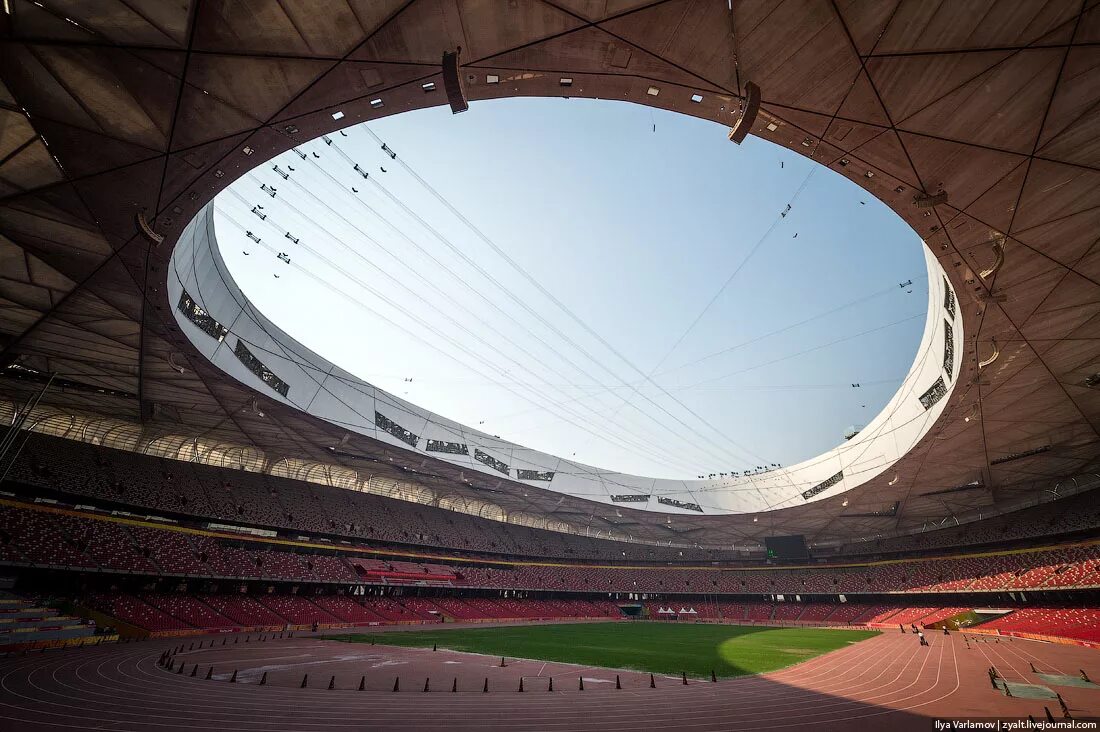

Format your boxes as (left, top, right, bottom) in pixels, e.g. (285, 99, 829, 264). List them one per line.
(483, 678, 489, 693)
(393, 677, 399, 692)
(222, 638, 226, 646)
(359, 676, 366, 691)
(260, 672, 267, 686)
(452, 678, 457, 693)
(329, 675, 336, 690)
(579, 677, 584, 691)
(245, 636, 250, 643)
(518, 678, 524, 693)
(230, 669, 237, 683)
(1046, 707, 1055, 723)
(711, 670, 717, 683)
(301, 674, 309, 689)
(234, 637, 238, 644)
(615, 675, 621, 690)
(650, 674, 656, 688)
(1081, 669, 1091, 683)
(190, 664, 197, 677)
(168, 659, 174, 671)
(206, 667, 213, 680)
(500, 656, 506, 667)
(177, 663, 184, 675)
(1031, 662, 1037, 673)
(433, 644, 437, 652)
(189, 643, 193, 651)
(423, 677, 430, 693)
(547, 677, 552, 692)
(682, 671, 688, 685)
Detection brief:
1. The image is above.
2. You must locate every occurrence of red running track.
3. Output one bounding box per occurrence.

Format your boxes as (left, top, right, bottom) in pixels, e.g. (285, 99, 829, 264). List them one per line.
(1, 628, 1098, 730)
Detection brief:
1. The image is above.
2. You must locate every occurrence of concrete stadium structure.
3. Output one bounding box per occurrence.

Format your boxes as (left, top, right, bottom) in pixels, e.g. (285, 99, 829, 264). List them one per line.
(174, 204, 962, 518)
(1, 0, 1098, 549)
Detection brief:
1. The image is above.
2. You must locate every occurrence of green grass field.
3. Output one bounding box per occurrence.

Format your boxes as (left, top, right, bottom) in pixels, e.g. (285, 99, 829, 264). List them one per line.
(335, 622, 878, 678)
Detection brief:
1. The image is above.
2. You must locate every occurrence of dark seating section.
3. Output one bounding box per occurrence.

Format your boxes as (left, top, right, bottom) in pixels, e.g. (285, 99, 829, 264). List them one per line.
(9, 433, 1099, 563)
(9, 434, 701, 561)
(200, 595, 288, 627)
(839, 492, 1100, 556)
(76, 591, 627, 631)
(5, 433, 1100, 651)
(0, 591, 96, 650)
(456, 548, 1100, 592)
(0, 503, 467, 584)
(2, 502, 1099, 593)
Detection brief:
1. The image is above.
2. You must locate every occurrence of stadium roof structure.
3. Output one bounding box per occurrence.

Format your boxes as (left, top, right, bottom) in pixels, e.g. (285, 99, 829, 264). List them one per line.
(0, 0, 1098, 548)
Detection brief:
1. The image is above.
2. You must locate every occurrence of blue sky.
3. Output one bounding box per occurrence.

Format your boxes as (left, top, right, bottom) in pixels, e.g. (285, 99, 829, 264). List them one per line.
(216, 97, 927, 480)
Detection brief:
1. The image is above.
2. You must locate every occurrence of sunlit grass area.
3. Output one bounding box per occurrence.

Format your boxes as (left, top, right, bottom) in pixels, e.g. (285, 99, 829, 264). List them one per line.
(335, 622, 878, 678)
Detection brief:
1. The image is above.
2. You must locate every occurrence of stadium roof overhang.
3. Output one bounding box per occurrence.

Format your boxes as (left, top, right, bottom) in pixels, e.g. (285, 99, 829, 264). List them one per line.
(0, 0, 1098, 547)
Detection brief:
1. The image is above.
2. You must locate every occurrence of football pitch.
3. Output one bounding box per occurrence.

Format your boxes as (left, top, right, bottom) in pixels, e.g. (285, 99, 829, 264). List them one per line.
(335, 622, 878, 678)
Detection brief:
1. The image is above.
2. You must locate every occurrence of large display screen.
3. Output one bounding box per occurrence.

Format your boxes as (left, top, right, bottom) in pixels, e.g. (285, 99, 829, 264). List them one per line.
(765, 534, 809, 561)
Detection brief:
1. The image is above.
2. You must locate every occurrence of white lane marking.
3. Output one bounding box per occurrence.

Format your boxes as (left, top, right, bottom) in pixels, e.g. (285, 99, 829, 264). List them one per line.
(209, 653, 401, 681)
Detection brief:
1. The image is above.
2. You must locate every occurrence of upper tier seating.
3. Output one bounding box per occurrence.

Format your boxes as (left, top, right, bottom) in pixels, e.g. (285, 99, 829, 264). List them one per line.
(9, 432, 1099, 564)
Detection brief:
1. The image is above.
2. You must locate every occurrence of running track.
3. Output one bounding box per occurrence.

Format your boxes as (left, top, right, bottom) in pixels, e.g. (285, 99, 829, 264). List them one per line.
(2, 629, 1098, 730)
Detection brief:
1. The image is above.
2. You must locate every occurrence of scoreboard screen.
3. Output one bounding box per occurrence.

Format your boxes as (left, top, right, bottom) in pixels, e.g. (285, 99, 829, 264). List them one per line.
(764, 534, 809, 561)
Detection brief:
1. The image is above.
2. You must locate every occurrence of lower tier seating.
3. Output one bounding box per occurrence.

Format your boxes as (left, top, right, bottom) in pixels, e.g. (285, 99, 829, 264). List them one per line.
(69, 592, 1100, 648)
(977, 607, 1100, 642)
